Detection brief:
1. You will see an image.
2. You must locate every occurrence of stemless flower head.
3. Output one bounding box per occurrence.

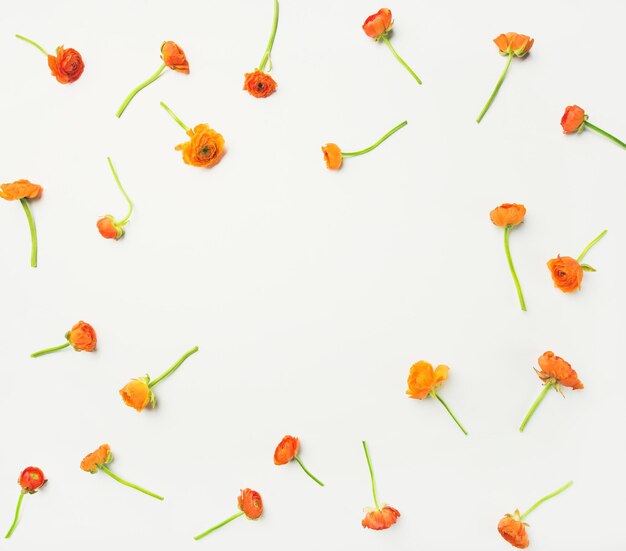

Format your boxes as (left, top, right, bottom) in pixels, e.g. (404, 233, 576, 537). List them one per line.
(547, 255, 583, 293)
(406, 360, 449, 399)
(47, 46, 84, 84)
(0, 180, 43, 201)
(119, 377, 154, 412)
(322, 143, 342, 170)
(66, 321, 97, 352)
(362, 8, 393, 39)
(161, 41, 189, 73)
(362, 505, 401, 530)
(561, 105, 587, 134)
(243, 70, 278, 98)
(97, 215, 124, 240)
(80, 444, 112, 473)
(238, 489, 263, 520)
(493, 33, 534, 57)
(274, 436, 299, 465)
(536, 351, 583, 390)
(18, 467, 46, 493)
(490, 203, 526, 227)
(175, 123, 225, 168)
(498, 512, 529, 549)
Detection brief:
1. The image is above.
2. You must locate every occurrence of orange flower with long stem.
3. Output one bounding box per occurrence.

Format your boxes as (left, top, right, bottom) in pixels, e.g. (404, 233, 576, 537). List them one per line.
(194, 488, 263, 540)
(116, 41, 189, 118)
(361, 441, 400, 530)
(561, 105, 626, 149)
(4, 467, 46, 539)
(406, 361, 468, 435)
(0, 180, 42, 268)
(476, 33, 533, 123)
(119, 346, 199, 411)
(362, 8, 422, 85)
(519, 352, 583, 432)
(16, 34, 84, 84)
(160, 102, 225, 168)
(244, 0, 279, 98)
(31, 321, 97, 358)
(80, 444, 163, 500)
(273, 435, 324, 486)
(97, 157, 134, 240)
(498, 481, 573, 548)
(547, 229, 607, 293)
(322, 120, 407, 170)
(490, 203, 527, 311)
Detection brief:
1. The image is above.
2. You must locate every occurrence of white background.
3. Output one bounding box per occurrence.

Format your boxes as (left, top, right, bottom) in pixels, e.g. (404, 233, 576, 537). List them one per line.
(1, 0, 625, 550)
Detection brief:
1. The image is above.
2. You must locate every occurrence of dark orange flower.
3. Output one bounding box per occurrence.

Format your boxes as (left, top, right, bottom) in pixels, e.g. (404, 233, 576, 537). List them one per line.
(119, 378, 154, 412)
(536, 351, 583, 390)
(47, 46, 84, 84)
(490, 203, 526, 227)
(80, 444, 111, 473)
(547, 255, 583, 293)
(175, 124, 225, 168)
(561, 105, 586, 134)
(274, 436, 299, 465)
(97, 216, 124, 240)
(243, 70, 277, 98)
(238, 488, 263, 520)
(406, 361, 449, 400)
(498, 513, 529, 549)
(161, 41, 189, 73)
(493, 33, 534, 57)
(18, 467, 46, 493)
(362, 506, 401, 530)
(66, 321, 97, 352)
(0, 180, 43, 201)
(321, 143, 342, 170)
(362, 8, 393, 39)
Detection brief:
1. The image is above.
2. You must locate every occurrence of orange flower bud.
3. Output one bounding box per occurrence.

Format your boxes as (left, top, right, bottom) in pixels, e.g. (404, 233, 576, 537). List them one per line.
(238, 488, 263, 520)
(362, 505, 401, 530)
(274, 436, 299, 465)
(0, 180, 43, 201)
(362, 8, 393, 39)
(243, 70, 278, 98)
(561, 105, 586, 134)
(547, 255, 583, 293)
(66, 321, 97, 352)
(536, 351, 583, 390)
(406, 360, 449, 400)
(493, 33, 534, 57)
(119, 378, 154, 412)
(47, 46, 84, 84)
(18, 467, 46, 493)
(80, 444, 111, 473)
(498, 513, 529, 549)
(321, 143, 342, 170)
(489, 203, 526, 227)
(97, 215, 124, 240)
(175, 124, 225, 168)
(161, 41, 189, 73)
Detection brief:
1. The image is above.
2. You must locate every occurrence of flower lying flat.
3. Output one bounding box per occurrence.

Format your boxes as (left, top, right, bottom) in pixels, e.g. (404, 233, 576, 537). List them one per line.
(97, 157, 134, 240)
(4, 467, 47, 539)
(194, 488, 263, 540)
(561, 105, 626, 149)
(244, 0, 279, 98)
(361, 441, 399, 531)
(274, 435, 324, 486)
(31, 321, 96, 358)
(16, 34, 84, 84)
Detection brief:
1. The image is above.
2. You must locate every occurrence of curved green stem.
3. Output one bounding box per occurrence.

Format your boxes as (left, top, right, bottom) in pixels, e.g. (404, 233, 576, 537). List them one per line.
(148, 346, 199, 388)
(519, 382, 553, 432)
(584, 122, 626, 149)
(106, 157, 133, 224)
(20, 199, 37, 268)
(342, 120, 407, 157)
(116, 63, 167, 118)
(433, 392, 468, 435)
(258, 0, 279, 72)
(476, 52, 513, 123)
(521, 480, 573, 520)
(100, 465, 164, 500)
(381, 35, 421, 85)
(504, 225, 527, 311)
(15, 34, 48, 56)
(362, 441, 379, 510)
(194, 511, 244, 540)
(4, 492, 24, 539)
(31, 341, 70, 358)
(577, 229, 607, 262)
(293, 455, 324, 486)
(159, 101, 190, 132)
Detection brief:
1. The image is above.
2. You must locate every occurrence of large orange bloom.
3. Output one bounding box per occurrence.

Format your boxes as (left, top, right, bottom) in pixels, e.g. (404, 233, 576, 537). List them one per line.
(47, 46, 84, 84)
(493, 33, 534, 57)
(175, 124, 225, 168)
(161, 41, 189, 73)
(18, 467, 46, 493)
(547, 255, 583, 293)
(536, 351, 583, 390)
(322, 144, 342, 170)
(0, 180, 43, 201)
(406, 361, 449, 399)
(66, 321, 97, 352)
(238, 488, 263, 520)
(362, 8, 393, 39)
(243, 70, 277, 98)
(80, 444, 111, 473)
(120, 379, 154, 412)
(362, 506, 401, 530)
(561, 105, 586, 134)
(490, 203, 526, 227)
(498, 513, 529, 549)
(274, 435, 299, 465)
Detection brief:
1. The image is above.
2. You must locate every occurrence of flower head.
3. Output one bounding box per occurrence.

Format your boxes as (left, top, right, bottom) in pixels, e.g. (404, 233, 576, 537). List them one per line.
(66, 321, 97, 352)
(243, 70, 278, 98)
(80, 444, 112, 473)
(175, 123, 225, 168)
(493, 33, 534, 57)
(535, 351, 583, 390)
(274, 436, 299, 465)
(0, 180, 43, 201)
(406, 360, 449, 399)
(120, 377, 155, 412)
(322, 143, 343, 170)
(362, 8, 393, 39)
(161, 41, 189, 73)
(18, 467, 46, 493)
(561, 105, 587, 134)
(547, 255, 583, 293)
(97, 215, 124, 240)
(47, 46, 84, 84)
(490, 203, 526, 227)
(362, 505, 401, 530)
(498, 512, 529, 549)
(238, 488, 263, 520)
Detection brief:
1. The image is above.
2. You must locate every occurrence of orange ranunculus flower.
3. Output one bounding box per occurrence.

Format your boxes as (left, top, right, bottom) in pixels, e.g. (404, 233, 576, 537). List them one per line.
(493, 33, 534, 57)
(536, 351, 583, 390)
(243, 70, 278, 98)
(498, 513, 529, 549)
(66, 321, 97, 352)
(362, 506, 401, 530)
(18, 467, 46, 493)
(175, 124, 225, 168)
(120, 378, 154, 412)
(97, 215, 124, 240)
(0, 180, 43, 201)
(274, 436, 299, 465)
(80, 444, 111, 473)
(238, 488, 263, 520)
(322, 143, 342, 170)
(547, 255, 583, 293)
(362, 8, 393, 39)
(406, 361, 449, 400)
(561, 105, 586, 134)
(161, 41, 189, 73)
(47, 46, 84, 84)
(489, 203, 526, 227)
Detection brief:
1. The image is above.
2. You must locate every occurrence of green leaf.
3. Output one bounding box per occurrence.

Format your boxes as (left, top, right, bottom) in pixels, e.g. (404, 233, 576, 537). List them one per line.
(580, 263, 596, 272)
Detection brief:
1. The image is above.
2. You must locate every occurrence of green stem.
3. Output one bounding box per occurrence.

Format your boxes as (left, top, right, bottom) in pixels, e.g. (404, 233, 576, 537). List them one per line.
(148, 346, 199, 388)
(577, 229, 607, 262)
(520, 480, 573, 520)
(342, 120, 407, 157)
(293, 455, 324, 487)
(476, 52, 513, 123)
(100, 465, 164, 500)
(584, 122, 626, 149)
(194, 511, 244, 540)
(20, 199, 37, 268)
(433, 392, 468, 435)
(519, 382, 553, 432)
(381, 35, 422, 85)
(362, 441, 379, 510)
(160, 101, 190, 132)
(31, 341, 70, 358)
(504, 225, 527, 311)
(258, 0, 279, 72)
(4, 492, 24, 539)
(116, 63, 167, 118)
(15, 34, 48, 56)
(106, 157, 133, 224)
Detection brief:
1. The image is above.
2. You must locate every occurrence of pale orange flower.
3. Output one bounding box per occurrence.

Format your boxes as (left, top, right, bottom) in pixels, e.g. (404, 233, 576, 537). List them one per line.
(119, 379, 154, 412)
(535, 351, 583, 390)
(80, 444, 111, 473)
(0, 180, 43, 200)
(66, 321, 97, 352)
(322, 143, 342, 170)
(161, 41, 189, 73)
(493, 33, 534, 57)
(406, 360, 449, 400)
(175, 123, 225, 168)
(547, 256, 583, 293)
(490, 203, 526, 227)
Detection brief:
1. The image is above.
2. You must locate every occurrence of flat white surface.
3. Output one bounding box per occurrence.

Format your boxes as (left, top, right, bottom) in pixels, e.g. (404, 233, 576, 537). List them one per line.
(1, 0, 625, 549)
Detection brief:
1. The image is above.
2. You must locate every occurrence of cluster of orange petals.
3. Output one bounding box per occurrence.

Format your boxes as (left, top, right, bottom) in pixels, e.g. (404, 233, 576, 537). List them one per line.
(274, 435, 299, 465)
(238, 488, 263, 520)
(18, 467, 46, 493)
(321, 143, 342, 170)
(493, 33, 534, 57)
(175, 124, 225, 168)
(119, 379, 153, 412)
(406, 360, 449, 399)
(66, 321, 97, 352)
(362, 505, 401, 530)
(0, 180, 43, 201)
(97, 216, 123, 240)
(47, 46, 84, 84)
(498, 513, 529, 549)
(243, 70, 277, 98)
(535, 351, 584, 390)
(489, 203, 526, 227)
(161, 41, 189, 73)
(561, 105, 586, 134)
(80, 444, 111, 473)
(362, 8, 393, 39)
(547, 256, 584, 293)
